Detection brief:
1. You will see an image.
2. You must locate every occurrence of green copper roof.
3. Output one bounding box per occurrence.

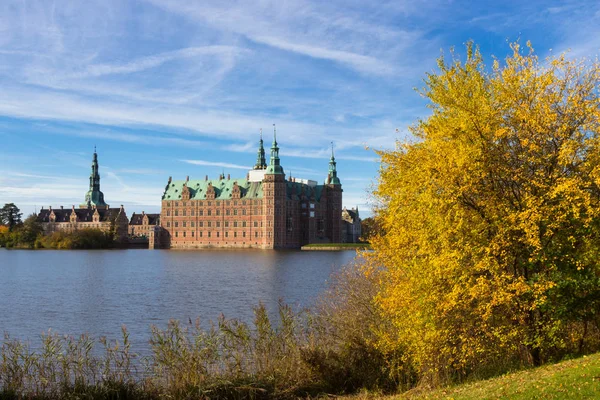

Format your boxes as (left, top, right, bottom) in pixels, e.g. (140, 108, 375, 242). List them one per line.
(81, 149, 108, 207)
(254, 131, 267, 170)
(267, 125, 284, 175)
(162, 178, 264, 200)
(162, 177, 330, 202)
(326, 143, 341, 185)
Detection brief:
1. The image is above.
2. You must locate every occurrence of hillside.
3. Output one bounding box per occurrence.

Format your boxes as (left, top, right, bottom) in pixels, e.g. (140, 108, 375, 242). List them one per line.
(400, 353, 600, 399)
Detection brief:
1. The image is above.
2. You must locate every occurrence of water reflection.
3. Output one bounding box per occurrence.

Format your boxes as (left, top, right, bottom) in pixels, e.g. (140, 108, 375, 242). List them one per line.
(0, 249, 356, 353)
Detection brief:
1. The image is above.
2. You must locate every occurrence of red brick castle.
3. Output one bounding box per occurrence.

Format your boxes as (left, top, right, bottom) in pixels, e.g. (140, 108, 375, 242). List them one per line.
(157, 129, 343, 249)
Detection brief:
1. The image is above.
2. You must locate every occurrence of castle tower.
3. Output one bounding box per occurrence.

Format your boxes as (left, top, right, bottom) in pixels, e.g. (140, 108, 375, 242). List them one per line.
(325, 143, 342, 243)
(81, 147, 108, 208)
(263, 125, 286, 248)
(254, 129, 267, 169)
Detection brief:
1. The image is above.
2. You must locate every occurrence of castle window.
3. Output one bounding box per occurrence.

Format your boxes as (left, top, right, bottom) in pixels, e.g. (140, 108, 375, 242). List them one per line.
(234, 201, 237, 206)
(208, 232, 211, 237)
(175, 232, 178, 237)
(255, 231, 258, 237)
(175, 210, 179, 216)
(242, 232, 246, 237)
(200, 232, 203, 237)
(208, 210, 212, 216)
(166, 222, 171, 227)
(225, 232, 229, 237)
(287, 217, 293, 231)
(234, 232, 237, 237)
(183, 222, 187, 227)
(226, 209, 230, 215)
(175, 202, 179, 207)
(200, 222, 204, 227)
(254, 221, 258, 227)
(199, 210, 203, 216)
(302, 203, 306, 209)
(310, 211, 315, 218)
(191, 222, 195, 227)
(216, 232, 219, 237)
(208, 221, 212, 227)
(216, 209, 220, 216)
(191, 231, 194, 237)
(310, 203, 315, 209)
(233, 209, 238, 215)
(234, 221, 238, 228)
(183, 202, 186, 206)
(167, 210, 171, 216)
(175, 222, 179, 227)
(225, 221, 229, 227)
(183, 210, 186, 216)
(183, 232, 186, 237)
(207, 201, 212, 206)
(242, 209, 246, 215)
(191, 210, 195, 216)
(242, 222, 246, 227)
(242, 200, 246, 205)
(216, 222, 220, 228)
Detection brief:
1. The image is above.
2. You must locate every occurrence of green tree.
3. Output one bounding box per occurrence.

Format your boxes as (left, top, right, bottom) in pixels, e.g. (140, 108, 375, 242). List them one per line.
(368, 42, 600, 383)
(20, 214, 43, 247)
(360, 217, 381, 242)
(0, 203, 22, 231)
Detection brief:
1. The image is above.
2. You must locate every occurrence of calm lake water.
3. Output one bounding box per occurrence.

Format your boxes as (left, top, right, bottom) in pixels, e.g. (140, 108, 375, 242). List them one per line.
(0, 249, 357, 352)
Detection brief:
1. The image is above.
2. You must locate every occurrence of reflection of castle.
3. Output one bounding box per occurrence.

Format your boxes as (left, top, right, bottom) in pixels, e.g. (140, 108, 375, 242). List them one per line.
(156, 130, 343, 249)
(36, 150, 129, 241)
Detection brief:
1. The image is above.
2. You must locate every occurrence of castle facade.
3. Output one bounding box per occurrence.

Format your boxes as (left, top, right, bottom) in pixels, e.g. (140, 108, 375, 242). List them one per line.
(158, 131, 342, 249)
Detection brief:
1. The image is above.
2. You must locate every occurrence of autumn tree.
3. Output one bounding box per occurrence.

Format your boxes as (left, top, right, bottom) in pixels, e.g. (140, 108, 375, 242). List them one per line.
(368, 42, 600, 383)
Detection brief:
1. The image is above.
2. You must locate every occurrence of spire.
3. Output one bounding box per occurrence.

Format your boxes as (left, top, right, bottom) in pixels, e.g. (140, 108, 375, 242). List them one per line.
(266, 124, 284, 175)
(254, 128, 267, 169)
(81, 148, 108, 208)
(327, 141, 341, 185)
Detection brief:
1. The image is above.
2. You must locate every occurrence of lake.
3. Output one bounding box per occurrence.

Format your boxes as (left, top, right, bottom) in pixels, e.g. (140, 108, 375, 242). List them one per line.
(0, 249, 357, 352)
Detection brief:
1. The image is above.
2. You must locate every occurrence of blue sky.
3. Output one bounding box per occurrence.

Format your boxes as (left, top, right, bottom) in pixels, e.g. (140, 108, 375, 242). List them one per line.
(1, 0, 599, 217)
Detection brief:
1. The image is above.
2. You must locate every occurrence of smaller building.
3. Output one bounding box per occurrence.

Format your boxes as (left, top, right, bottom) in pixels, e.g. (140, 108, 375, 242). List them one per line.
(129, 212, 160, 237)
(341, 206, 361, 243)
(37, 205, 129, 241)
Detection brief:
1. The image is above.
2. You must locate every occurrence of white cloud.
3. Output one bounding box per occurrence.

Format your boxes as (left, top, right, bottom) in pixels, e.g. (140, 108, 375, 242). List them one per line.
(181, 159, 251, 170)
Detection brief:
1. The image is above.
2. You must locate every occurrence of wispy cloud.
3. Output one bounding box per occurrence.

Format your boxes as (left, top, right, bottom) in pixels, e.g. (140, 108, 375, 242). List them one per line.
(181, 160, 251, 170)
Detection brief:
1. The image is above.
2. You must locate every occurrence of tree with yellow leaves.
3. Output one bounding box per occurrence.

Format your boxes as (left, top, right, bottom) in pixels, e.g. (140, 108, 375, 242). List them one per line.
(369, 42, 600, 384)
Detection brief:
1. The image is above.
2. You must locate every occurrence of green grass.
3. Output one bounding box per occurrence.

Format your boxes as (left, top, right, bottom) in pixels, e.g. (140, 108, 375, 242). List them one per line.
(399, 352, 600, 399)
(302, 243, 372, 249)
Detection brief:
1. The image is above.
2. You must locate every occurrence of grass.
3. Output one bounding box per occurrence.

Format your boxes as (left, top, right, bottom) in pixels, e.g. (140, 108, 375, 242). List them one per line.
(302, 243, 372, 249)
(399, 352, 600, 399)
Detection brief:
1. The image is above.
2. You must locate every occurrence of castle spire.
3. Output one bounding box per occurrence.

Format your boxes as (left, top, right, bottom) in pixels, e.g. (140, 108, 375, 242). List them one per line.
(81, 148, 108, 208)
(266, 124, 284, 175)
(327, 142, 341, 185)
(254, 128, 267, 169)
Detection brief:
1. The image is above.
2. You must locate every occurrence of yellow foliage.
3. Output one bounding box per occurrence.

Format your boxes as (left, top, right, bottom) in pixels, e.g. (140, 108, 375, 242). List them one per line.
(367, 41, 600, 384)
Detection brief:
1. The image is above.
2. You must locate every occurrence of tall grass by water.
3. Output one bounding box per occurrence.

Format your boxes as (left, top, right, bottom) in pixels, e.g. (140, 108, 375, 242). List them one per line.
(0, 265, 397, 399)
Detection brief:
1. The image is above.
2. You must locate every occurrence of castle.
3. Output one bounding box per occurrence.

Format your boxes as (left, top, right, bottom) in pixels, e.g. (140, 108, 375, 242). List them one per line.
(156, 129, 343, 249)
(36, 149, 130, 240)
